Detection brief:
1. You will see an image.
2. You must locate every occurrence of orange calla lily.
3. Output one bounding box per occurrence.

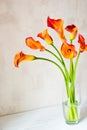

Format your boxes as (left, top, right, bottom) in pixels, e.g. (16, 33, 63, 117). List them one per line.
(61, 42, 77, 58)
(78, 34, 87, 52)
(47, 16, 66, 42)
(65, 24, 78, 40)
(25, 37, 45, 51)
(37, 29, 53, 44)
(14, 51, 35, 67)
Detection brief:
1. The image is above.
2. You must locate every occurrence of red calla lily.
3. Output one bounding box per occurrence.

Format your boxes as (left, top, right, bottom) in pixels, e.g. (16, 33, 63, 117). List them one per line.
(47, 16, 66, 42)
(65, 24, 78, 40)
(78, 34, 87, 52)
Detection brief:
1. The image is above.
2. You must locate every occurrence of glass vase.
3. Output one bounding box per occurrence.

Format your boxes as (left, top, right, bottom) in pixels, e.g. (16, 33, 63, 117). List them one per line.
(62, 81, 81, 124)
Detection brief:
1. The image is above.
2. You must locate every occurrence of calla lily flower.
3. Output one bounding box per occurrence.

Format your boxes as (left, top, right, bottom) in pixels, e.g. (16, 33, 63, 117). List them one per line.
(25, 37, 45, 51)
(65, 24, 78, 40)
(47, 16, 66, 42)
(78, 34, 87, 52)
(14, 51, 35, 67)
(61, 42, 77, 58)
(37, 29, 53, 44)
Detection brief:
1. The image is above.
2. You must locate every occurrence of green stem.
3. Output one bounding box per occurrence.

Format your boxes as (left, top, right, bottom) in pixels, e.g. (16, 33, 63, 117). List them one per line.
(69, 39, 75, 103)
(74, 51, 80, 81)
(51, 44, 70, 82)
(70, 59, 74, 82)
(35, 57, 65, 79)
(50, 44, 71, 97)
(69, 39, 73, 80)
(51, 44, 64, 63)
(35, 57, 69, 97)
(70, 51, 80, 103)
(46, 48, 69, 80)
(46, 49, 62, 63)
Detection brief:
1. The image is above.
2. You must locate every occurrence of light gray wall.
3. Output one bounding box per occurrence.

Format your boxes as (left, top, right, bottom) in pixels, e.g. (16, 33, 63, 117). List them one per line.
(0, 0, 87, 116)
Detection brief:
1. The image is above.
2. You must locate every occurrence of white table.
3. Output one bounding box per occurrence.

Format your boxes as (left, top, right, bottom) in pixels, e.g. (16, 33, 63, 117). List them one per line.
(0, 103, 87, 130)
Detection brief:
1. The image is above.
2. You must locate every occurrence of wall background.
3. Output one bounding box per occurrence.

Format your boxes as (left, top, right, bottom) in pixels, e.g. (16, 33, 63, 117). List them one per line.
(0, 0, 87, 116)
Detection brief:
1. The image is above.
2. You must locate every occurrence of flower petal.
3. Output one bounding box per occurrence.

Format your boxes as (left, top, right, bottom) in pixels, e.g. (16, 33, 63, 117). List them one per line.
(25, 37, 45, 51)
(84, 45, 87, 51)
(47, 16, 63, 29)
(65, 24, 78, 40)
(47, 16, 66, 42)
(14, 51, 35, 67)
(37, 29, 53, 44)
(78, 34, 86, 52)
(61, 42, 77, 58)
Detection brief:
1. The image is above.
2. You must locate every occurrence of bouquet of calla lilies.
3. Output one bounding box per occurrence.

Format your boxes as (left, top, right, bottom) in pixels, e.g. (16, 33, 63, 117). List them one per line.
(14, 16, 87, 123)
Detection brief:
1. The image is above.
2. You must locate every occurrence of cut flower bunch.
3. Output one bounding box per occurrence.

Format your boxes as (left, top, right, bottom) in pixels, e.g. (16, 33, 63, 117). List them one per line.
(14, 16, 87, 123)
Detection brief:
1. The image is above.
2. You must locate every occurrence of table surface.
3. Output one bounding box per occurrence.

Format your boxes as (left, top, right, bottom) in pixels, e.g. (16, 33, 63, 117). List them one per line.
(0, 103, 87, 130)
